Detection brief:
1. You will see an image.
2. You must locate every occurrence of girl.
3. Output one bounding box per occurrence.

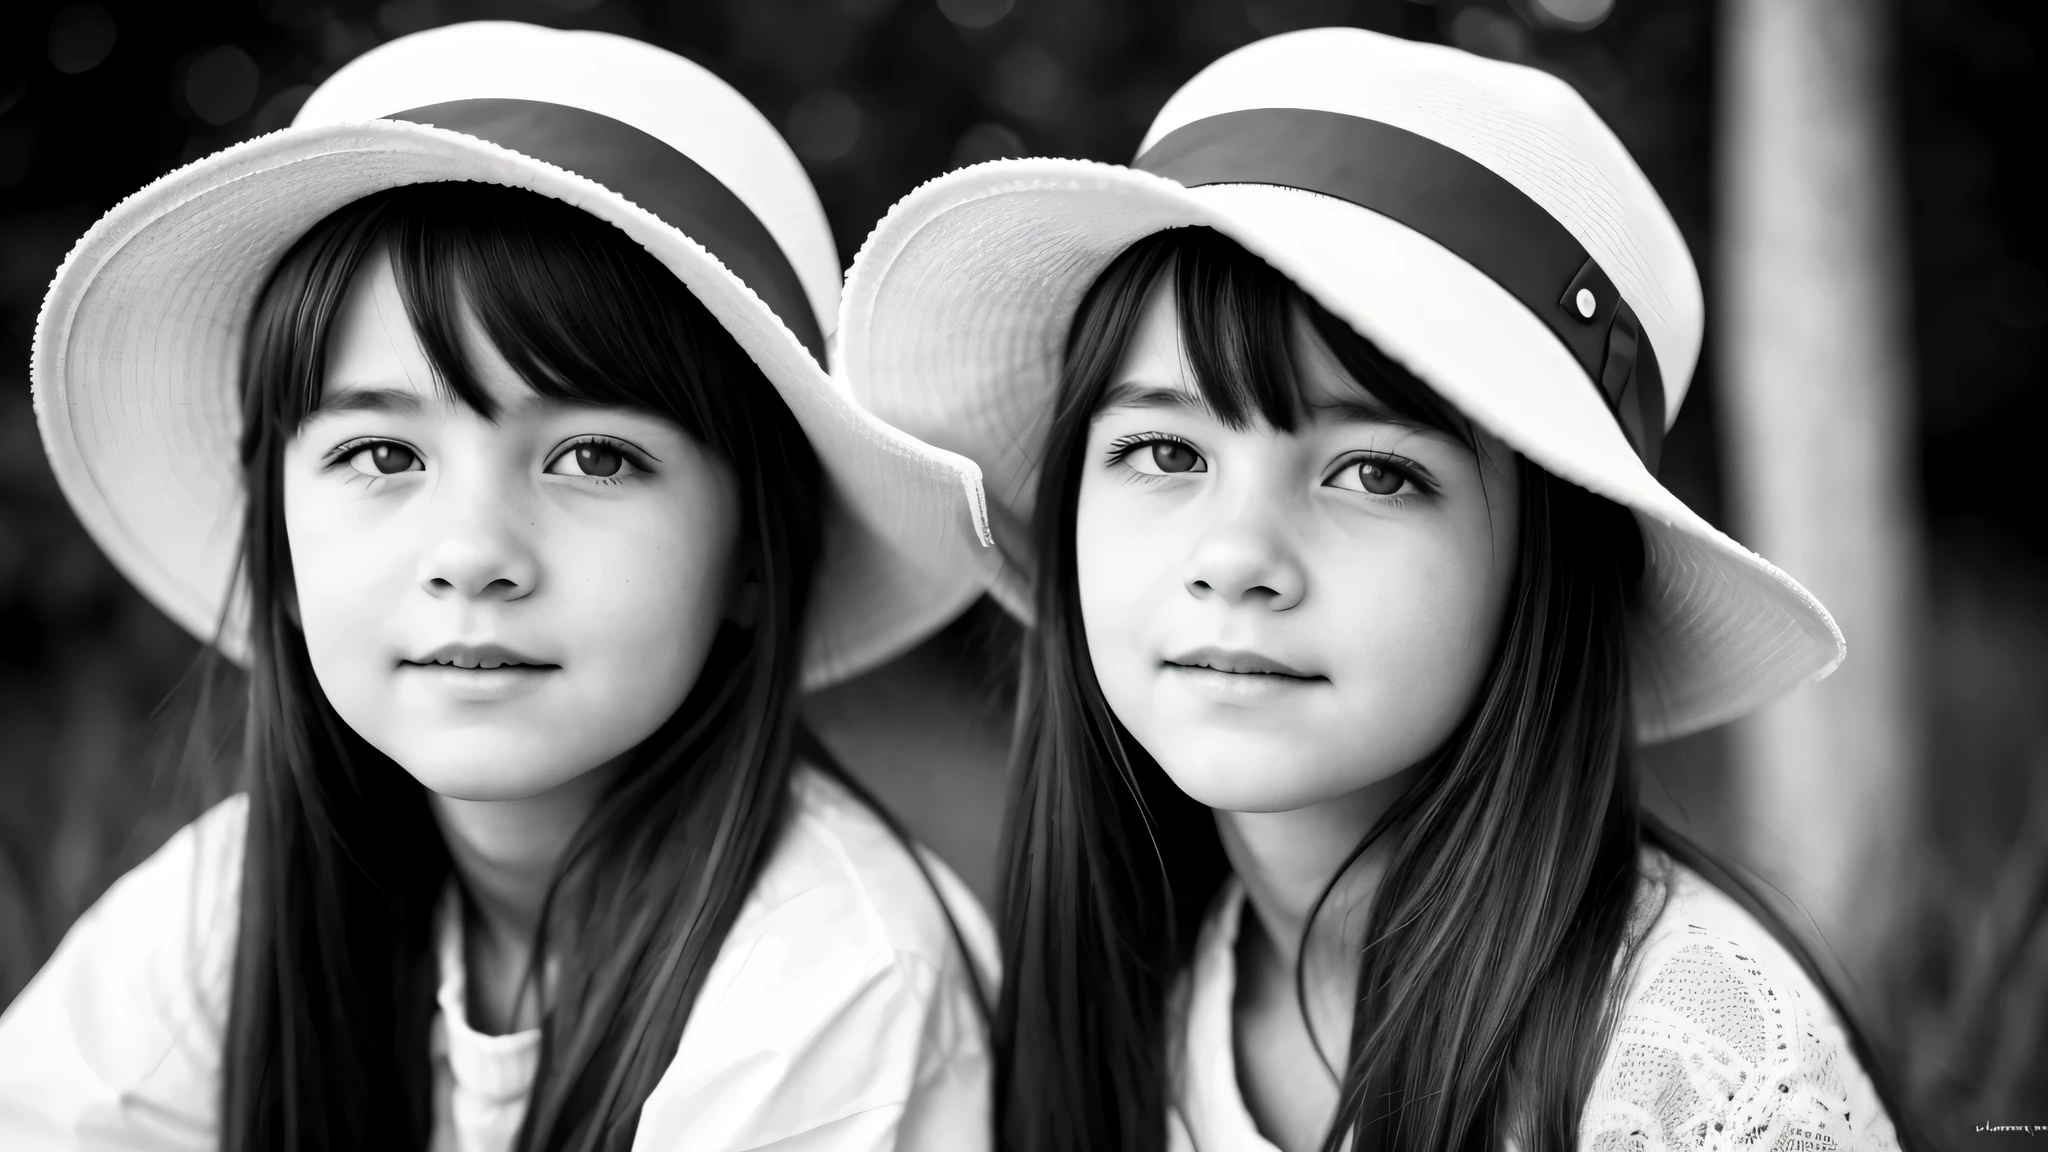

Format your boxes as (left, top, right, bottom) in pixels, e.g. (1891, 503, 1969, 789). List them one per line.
(836, 27, 1909, 1152)
(1, 22, 993, 1152)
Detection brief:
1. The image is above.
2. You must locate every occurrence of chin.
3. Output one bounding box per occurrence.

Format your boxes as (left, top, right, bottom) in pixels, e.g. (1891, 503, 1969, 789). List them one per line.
(1140, 722, 1419, 814)
(408, 769, 576, 802)
(379, 734, 606, 801)
(1140, 741, 1339, 814)
(1174, 773, 1357, 815)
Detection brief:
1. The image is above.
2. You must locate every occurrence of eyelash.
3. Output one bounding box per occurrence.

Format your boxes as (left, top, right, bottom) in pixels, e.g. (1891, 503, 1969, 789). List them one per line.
(323, 437, 417, 488)
(1325, 451, 1434, 503)
(548, 436, 648, 486)
(1103, 433, 1432, 502)
(1104, 432, 1199, 480)
(319, 436, 653, 486)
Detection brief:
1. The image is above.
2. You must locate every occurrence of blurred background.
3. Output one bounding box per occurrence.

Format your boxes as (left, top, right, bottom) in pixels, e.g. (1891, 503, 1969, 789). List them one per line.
(0, 0, 2040, 1142)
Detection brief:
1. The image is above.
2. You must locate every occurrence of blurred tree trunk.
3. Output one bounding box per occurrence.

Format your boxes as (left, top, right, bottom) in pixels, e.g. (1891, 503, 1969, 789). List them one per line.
(1716, 0, 1919, 994)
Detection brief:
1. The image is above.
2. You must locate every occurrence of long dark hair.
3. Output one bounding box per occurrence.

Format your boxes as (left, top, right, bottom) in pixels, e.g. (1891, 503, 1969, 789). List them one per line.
(215, 182, 825, 1152)
(993, 227, 1911, 1152)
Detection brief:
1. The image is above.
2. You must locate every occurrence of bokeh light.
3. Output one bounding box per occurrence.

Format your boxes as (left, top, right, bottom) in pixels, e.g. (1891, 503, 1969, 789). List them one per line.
(787, 88, 864, 165)
(252, 83, 316, 135)
(1528, 0, 1617, 31)
(1449, 6, 1530, 61)
(936, 0, 1014, 31)
(47, 3, 117, 75)
(993, 42, 1066, 122)
(183, 45, 259, 126)
(949, 120, 1026, 169)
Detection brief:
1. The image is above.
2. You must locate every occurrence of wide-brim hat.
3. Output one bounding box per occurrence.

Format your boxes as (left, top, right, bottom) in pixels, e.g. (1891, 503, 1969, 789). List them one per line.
(837, 27, 1841, 741)
(33, 21, 991, 691)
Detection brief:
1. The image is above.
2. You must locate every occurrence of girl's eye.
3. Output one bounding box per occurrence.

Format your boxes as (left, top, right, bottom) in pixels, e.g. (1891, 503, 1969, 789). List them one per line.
(1122, 438, 1207, 476)
(546, 439, 638, 480)
(1327, 457, 1419, 497)
(345, 442, 422, 476)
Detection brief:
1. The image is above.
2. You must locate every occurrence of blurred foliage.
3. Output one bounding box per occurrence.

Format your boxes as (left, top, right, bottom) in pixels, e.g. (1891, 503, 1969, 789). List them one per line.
(1890, 0, 2048, 1134)
(0, 0, 2042, 1142)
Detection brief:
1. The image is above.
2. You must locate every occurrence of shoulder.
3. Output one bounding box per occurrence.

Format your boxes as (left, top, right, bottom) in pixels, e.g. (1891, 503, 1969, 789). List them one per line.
(15, 792, 248, 1019)
(100, 793, 249, 937)
(0, 795, 247, 1146)
(632, 765, 993, 1151)
(94, 793, 250, 1012)
(1581, 848, 1900, 1152)
(756, 764, 997, 986)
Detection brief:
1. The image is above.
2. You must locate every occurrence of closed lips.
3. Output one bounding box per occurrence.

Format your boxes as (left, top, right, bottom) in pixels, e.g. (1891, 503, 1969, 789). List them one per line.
(1166, 648, 1323, 679)
(403, 646, 557, 670)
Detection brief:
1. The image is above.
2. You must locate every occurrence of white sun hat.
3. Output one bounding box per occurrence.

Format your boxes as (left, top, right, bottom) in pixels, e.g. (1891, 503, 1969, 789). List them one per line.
(837, 26, 1842, 741)
(32, 21, 991, 691)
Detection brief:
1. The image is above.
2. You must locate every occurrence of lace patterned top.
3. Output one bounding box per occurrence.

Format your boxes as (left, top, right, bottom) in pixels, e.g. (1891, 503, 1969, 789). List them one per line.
(1166, 847, 1900, 1152)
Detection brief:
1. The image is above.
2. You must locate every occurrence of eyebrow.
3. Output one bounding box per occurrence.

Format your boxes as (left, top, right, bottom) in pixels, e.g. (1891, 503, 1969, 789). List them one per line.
(1095, 379, 1441, 436)
(309, 386, 424, 417)
(1302, 395, 1438, 434)
(1095, 381, 1211, 415)
(306, 386, 614, 419)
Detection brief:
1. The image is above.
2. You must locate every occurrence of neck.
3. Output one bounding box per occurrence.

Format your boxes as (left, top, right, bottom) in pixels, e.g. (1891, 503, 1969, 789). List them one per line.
(1216, 766, 1418, 1008)
(427, 757, 625, 956)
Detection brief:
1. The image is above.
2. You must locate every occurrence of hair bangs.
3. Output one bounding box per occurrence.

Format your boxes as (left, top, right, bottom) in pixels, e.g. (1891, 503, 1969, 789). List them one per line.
(390, 185, 724, 445)
(1166, 228, 1303, 433)
(1295, 296, 1474, 449)
(266, 182, 727, 450)
(1091, 228, 1475, 448)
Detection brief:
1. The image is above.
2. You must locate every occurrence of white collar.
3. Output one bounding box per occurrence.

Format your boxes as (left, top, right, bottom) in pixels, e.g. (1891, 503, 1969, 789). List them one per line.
(431, 886, 543, 1105)
(1175, 877, 1282, 1152)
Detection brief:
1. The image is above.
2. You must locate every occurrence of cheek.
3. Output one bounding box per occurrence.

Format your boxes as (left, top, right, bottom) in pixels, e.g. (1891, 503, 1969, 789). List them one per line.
(1329, 540, 1504, 705)
(559, 491, 737, 701)
(1074, 474, 1172, 681)
(1316, 506, 1519, 760)
(283, 465, 400, 671)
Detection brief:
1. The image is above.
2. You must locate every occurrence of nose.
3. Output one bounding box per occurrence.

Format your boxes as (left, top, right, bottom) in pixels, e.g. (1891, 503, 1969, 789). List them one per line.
(1184, 513, 1306, 612)
(417, 491, 538, 602)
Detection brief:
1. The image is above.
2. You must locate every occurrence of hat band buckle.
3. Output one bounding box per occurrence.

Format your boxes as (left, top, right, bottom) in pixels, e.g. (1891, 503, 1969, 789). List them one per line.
(1135, 107, 1666, 472)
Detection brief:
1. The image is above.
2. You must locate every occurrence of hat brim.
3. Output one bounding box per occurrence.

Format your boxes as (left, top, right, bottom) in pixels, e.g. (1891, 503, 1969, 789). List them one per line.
(33, 121, 991, 691)
(839, 158, 1842, 741)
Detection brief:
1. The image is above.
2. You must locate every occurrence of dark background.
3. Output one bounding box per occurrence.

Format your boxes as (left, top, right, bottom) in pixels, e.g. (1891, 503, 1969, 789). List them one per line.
(2, 0, 2043, 1142)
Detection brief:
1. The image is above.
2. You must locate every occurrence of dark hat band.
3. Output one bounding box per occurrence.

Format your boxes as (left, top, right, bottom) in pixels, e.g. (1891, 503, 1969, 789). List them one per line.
(1134, 107, 1665, 472)
(386, 98, 827, 365)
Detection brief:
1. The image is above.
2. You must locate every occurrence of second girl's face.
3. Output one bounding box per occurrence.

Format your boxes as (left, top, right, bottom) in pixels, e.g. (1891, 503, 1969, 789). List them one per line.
(1076, 280, 1521, 813)
(282, 249, 742, 801)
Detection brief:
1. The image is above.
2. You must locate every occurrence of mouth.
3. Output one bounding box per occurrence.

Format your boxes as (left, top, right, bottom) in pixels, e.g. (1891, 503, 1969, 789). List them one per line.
(401, 643, 559, 672)
(1164, 647, 1322, 680)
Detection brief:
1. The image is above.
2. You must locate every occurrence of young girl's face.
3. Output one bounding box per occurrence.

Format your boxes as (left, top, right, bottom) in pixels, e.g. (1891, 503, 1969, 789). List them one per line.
(280, 249, 743, 801)
(1075, 279, 1520, 814)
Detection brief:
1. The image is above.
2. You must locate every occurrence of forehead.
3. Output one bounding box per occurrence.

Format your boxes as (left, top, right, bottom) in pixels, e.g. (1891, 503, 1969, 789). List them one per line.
(1105, 273, 1394, 420)
(321, 246, 535, 413)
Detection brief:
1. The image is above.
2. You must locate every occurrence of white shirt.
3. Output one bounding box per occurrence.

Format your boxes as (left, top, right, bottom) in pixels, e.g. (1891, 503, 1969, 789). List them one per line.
(0, 766, 994, 1152)
(1167, 848, 1900, 1152)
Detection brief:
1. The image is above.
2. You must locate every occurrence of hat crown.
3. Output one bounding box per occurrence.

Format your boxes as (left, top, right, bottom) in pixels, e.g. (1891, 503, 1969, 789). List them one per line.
(1142, 27, 1703, 421)
(295, 21, 840, 344)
